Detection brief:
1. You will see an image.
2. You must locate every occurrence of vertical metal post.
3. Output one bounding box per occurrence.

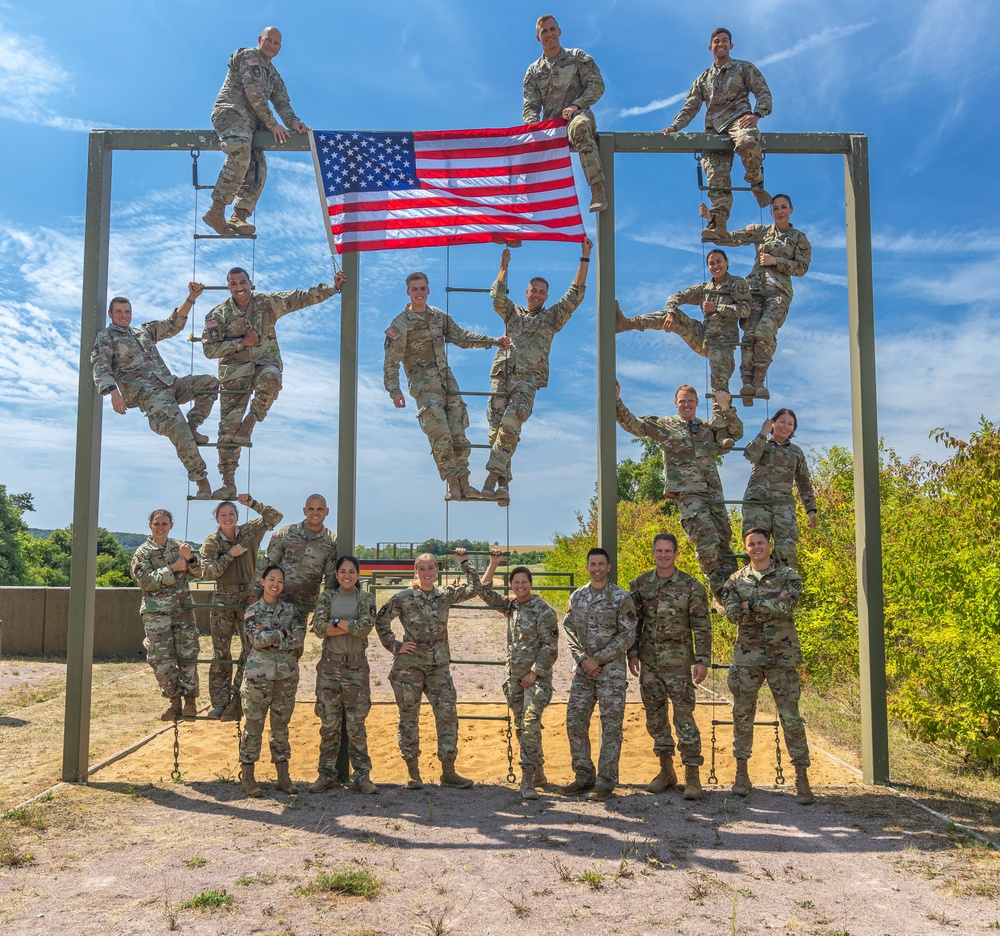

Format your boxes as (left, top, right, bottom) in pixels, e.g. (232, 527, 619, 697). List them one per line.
(63, 132, 112, 782)
(336, 251, 360, 557)
(595, 134, 618, 574)
(844, 135, 889, 784)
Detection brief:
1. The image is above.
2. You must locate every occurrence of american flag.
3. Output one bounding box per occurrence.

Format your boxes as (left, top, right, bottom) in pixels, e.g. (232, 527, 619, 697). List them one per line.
(309, 122, 586, 254)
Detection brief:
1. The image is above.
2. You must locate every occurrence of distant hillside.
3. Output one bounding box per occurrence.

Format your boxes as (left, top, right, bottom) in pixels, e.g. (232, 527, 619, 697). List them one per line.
(28, 528, 149, 552)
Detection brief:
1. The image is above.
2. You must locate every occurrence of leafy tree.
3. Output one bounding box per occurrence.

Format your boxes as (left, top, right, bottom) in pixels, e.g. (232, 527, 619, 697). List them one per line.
(0, 485, 36, 585)
(22, 524, 134, 588)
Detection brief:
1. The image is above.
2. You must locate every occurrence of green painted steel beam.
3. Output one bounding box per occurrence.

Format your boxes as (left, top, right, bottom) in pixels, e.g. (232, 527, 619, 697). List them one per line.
(337, 251, 360, 558)
(97, 129, 311, 152)
(610, 131, 856, 154)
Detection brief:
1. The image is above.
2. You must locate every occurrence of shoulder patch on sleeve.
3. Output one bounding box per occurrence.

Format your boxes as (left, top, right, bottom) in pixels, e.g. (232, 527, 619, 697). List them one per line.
(385, 326, 400, 339)
(205, 320, 218, 328)
(245, 56, 259, 67)
(244, 608, 255, 620)
(734, 280, 750, 294)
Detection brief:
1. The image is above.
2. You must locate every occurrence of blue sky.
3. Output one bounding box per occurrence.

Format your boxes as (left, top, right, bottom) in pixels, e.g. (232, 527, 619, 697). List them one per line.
(1, 0, 996, 548)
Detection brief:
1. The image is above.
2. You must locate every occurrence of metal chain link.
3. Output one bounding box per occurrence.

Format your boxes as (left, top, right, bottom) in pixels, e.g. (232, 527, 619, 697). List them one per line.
(707, 722, 719, 785)
(505, 713, 516, 784)
(773, 724, 785, 785)
(171, 720, 182, 782)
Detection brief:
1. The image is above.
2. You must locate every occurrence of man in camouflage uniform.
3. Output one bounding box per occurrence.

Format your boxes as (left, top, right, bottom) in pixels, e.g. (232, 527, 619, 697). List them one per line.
(375, 550, 484, 789)
(199, 493, 283, 719)
(264, 493, 337, 619)
(384, 272, 511, 501)
(523, 15, 607, 212)
(482, 239, 593, 503)
(616, 381, 743, 605)
(628, 533, 711, 800)
(238, 564, 305, 797)
(558, 548, 636, 802)
(664, 27, 772, 242)
(202, 266, 345, 497)
(205, 26, 309, 237)
(723, 528, 815, 805)
(616, 249, 751, 395)
(92, 284, 219, 499)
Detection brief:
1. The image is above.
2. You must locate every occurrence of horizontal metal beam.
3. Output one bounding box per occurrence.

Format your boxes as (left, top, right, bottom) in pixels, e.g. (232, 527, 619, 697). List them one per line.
(98, 129, 311, 152)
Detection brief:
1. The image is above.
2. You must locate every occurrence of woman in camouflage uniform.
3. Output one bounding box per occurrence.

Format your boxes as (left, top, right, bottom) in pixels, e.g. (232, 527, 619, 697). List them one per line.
(238, 564, 305, 798)
(481, 550, 559, 801)
(131, 509, 201, 721)
(308, 555, 378, 795)
(741, 409, 817, 569)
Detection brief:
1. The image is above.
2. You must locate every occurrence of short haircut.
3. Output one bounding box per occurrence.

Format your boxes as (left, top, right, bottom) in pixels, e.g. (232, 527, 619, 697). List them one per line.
(227, 267, 250, 280)
(744, 527, 771, 542)
(711, 27, 732, 42)
(213, 500, 238, 521)
(108, 297, 131, 313)
(536, 14, 558, 35)
(653, 532, 678, 551)
(260, 563, 285, 579)
(706, 248, 728, 264)
(771, 407, 798, 435)
(587, 547, 610, 562)
(529, 276, 550, 290)
(406, 271, 429, 287)
(771, 193, 793, 208)
(675, 384, 699, 401)
(510, 565, 533, 583)
(304, 493, 328, 507)
(148, 508, 173, 523)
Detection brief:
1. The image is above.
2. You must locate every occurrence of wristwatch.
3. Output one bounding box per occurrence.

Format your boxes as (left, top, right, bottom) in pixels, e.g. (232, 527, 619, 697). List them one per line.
(331, 617, 341, 625)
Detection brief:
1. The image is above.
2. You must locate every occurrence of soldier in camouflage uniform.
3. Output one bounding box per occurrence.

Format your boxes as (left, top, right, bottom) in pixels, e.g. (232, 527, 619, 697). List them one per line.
(131, 509, 202, 721)
(265, 493, 338, 619)
(628, 533, 711, 799)
(308, 556, 378, 795)
(375, 548, 485, 789)
(238, 564, 305, 798)
(199, 494, 283, 719)
(202, 267, 345, 497)
(482, 239, 593, 503)
(558, 548, 636, 802)
(524, 15, 607, 212)
(92, 285, 219, 499)
(664, 27, 773, 241)
(384, 273, 511, 501)
(712, 194, 812, 400)
(616, 381, 743, 604)
(616, 249, 751, 395)
(481, 550, 560, 800)
(204, 26, 309, 237)
(742, 410, 817, 569)
(723, 528, 815, 805)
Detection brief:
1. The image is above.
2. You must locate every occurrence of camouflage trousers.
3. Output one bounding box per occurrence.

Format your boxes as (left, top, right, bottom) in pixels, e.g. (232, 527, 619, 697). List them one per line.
(727, 665, 810, 767)
(566, 667, 627, 789)
(504, 674, 553, 770)
(702, 125, 764, 222)
(678, 493, 736, 601)
(217, 365, 282, 472)
(388, 659, 458, 760)
(136, 375, 218, 482)
(209, 587, 252, 708)
(485, 380, 537, 483)
(742, 502, 800, 569)
(671, 307, 740, 393)
(315, 657, 373, 783)
(567, 112, 603, 185)
(740, 292, 790, 383)
(142, 611, 199, 699)
(638, 663, 702, 766)
(413, 384, 471, 482)
(239, 672, 299, 764)
(210, 108, 268, 213)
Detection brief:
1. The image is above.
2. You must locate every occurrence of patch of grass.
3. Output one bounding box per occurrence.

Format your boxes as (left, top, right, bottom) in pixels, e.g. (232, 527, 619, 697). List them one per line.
(183, 856, 207, 868)
(36, 791, 53, 803)
(296, 867, 380, 899)
(0, 830, 34, 869)
(180, 889, 233, 910)
(236, 871, 276, 887)
(1, 807, 46, 831)
(576, 868, 605, 890)
(550, 855, 574, 882)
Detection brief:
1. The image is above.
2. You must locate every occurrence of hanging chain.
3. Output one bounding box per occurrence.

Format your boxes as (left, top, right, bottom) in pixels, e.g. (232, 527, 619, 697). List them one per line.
(505, 712, 516, 784)
(773, 723, 785, 785)
(708, 721, 719, 785)
(171, 720, 182, 782)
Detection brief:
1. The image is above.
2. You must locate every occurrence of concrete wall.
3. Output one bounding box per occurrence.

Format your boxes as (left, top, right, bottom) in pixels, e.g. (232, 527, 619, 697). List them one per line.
(0, 587, 216, 660)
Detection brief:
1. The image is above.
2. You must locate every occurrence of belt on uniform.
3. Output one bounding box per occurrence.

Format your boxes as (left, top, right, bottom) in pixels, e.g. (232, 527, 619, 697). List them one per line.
(324, 652, 365, 664)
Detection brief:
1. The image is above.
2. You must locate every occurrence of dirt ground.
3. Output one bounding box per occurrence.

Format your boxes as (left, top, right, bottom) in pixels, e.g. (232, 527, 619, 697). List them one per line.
(2, 606, 1000, 934)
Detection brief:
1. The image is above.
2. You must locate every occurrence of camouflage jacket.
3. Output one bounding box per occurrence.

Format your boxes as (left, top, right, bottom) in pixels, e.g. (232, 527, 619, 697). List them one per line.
(628, 569, 711, 668)
(243, 597, 305, 680)
(723, 562, 803, 667)
(310, 587, 376, 660)
(663, 273, 751, 342)
(671, 58, 772, 134)
(375, 560, 483, 664)
(716, 224, 811, 300)
(131, 537, 201, 614)
(265, 521, 338, 612)
(743, 433, 816, 511)
(383, 306, 495, 398)
(562, 582, 636, 674)
(523, 47, 605, 123)
(488, 281, 584, 388)
(482, 588, 560, 682)
(199, 499, 283, 591)
(616, 399, 743, 497)
(91, 310, 188, 406)
(202, 286, 338, 384)
(213, 46, 300, 130)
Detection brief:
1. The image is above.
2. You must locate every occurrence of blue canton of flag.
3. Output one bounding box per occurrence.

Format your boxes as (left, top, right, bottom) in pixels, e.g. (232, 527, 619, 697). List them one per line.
(316, 132, 418, 197)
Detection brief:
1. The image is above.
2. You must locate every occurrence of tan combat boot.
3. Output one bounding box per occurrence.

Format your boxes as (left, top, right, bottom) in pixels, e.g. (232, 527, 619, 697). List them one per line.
(212, 470, 237, 500)
(494, 479, 510, 506)
(556, 778, 594, 796)
(683, 764, 703, 801)
(193, 479, 214, 500)
(588, 180, 607, 212)
(309, 774, 337, 793)
(440, 757, 473, 789)
(240, 762, 261, 798)
(355, 777, 379, 795)
(232, 413, 257, 446)
(646, 753, 678, 794)
(701, 214, 729, 243)
(404, 757, 423, 790)
(586, 785, 613, 802)
(187, 416, 209, 446)
(533, 765, 548, 788)
(753, 365, 770, 400)
(202, 200, 236, 237)
(751, 185, 772, 208)
(731, 759, 752, 797)
(275, 761, 298, 795)
(614, 299, 631, 332)
(219, 693, 242, 722)
(182, 696, 197, 719)
(228, 207, 256, 236)
(444, 477, 463, 501)
(794, 766, 816, 805)
(160, 697, 182, 721)
(480, 471, 500, 499)
(459, 474, 482, 500)
(520, 769, 539, 801)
